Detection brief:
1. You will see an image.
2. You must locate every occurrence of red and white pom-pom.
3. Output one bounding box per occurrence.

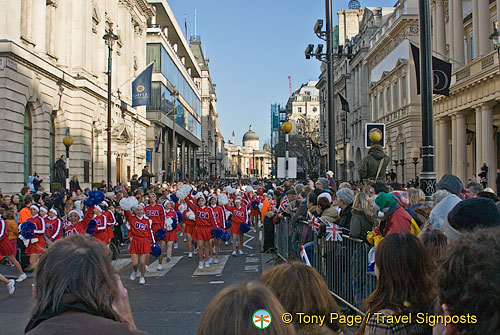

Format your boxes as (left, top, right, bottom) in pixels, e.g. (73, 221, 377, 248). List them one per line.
(176, 184, 193, 200)
(217, 193, 229, 206)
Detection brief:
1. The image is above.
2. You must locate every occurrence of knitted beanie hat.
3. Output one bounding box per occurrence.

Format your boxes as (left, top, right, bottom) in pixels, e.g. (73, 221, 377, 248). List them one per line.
(374, 192, 396, 218)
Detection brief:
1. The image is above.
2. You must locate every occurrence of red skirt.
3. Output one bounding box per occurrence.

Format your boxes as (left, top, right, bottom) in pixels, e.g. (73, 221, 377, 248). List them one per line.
(250, 209, 260, 216)
(93, 230, 110, 244)
(26, 236, 46, 255)
(166, 225, 179, 242)
(105, 226, 114, 242)
(128, 237, 151, 255)
(230, 222, 243, 235)
(184, 223, 195, 235)
(0, 237, 15, 256)
(192, 227, 213, 241)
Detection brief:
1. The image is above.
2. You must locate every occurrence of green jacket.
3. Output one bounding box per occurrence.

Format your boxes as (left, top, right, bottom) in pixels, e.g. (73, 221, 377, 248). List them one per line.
(359, 146, 390, 183)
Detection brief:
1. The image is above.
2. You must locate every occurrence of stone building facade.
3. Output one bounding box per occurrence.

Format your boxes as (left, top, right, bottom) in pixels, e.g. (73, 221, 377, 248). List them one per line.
(0, 0, 155, 193)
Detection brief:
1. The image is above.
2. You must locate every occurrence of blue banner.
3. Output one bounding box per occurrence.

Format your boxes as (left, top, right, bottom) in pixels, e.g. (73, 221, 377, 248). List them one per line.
(132, 63, 153, 107)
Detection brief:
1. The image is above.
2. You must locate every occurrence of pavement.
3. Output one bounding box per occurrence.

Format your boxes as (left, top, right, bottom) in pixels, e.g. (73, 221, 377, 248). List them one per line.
(0, 228, 281, 335)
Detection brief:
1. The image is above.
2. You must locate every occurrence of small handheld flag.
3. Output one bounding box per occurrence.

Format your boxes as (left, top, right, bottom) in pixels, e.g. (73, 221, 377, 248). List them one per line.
(132, 63, 153, 107)
(278, 195, 289, 213)
(300, 245, 311, 266)
(308, 212, 321, 233)
(324, 221, 343, 242)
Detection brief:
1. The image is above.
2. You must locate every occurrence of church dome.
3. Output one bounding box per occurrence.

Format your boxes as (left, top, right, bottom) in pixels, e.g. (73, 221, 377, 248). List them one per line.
(242, 125, 260, 150)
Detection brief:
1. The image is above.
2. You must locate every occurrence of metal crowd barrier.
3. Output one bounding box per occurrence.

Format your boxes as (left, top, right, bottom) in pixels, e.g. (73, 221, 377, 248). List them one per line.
(274, 218, 377, 315)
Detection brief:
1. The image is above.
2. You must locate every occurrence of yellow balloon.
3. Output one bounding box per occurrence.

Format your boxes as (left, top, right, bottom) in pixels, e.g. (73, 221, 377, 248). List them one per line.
(282, 122, 293, 133)
(369, 129, 382, 142)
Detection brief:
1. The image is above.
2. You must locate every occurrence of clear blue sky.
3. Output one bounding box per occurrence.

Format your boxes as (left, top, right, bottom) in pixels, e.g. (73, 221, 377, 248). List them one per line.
(169, 0, 397, 146)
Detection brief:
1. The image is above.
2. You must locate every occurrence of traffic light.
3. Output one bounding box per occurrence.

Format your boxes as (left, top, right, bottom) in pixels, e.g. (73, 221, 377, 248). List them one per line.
(365, 123, 386, 148)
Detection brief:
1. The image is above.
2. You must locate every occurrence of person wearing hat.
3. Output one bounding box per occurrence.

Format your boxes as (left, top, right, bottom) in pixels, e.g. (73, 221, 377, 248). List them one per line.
(373, 192, 415, 237)
(164, 199, 181, 265)
(25, 205, 47, 269)
(144, 193, 166, 270)
(44, 208, 63, 242)
(427, 174, 463, 232)
(0, 213, 26, 283)
(443, 197, 500, 242)
(91, 205, 110, 245)
(224, 197, 248, 257)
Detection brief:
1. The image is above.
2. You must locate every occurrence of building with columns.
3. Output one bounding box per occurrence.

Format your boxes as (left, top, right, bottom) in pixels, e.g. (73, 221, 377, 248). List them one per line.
(433, 0, 500, 191)
(223, 126, 272, 178)
(0, 0, 154, 193)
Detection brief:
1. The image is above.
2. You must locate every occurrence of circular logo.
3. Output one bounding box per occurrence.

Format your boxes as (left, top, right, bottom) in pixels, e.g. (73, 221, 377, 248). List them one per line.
(253, 309, 272, 329)
(136, 85, 145, 93)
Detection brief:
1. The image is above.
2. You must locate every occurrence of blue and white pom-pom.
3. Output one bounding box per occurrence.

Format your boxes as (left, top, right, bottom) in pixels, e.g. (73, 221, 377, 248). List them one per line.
(20, 221, 36, 239)
(165, 217, 174, 231)
(175, 185, 193, 200)
(176, 211, 183, 222)
(86, 219, 97, 235)
(155, 228, 167, 241)
(151, 244, 162, 257)
(119, 197, 139, 212)
(239, 222, 251, 233)
(211, 228, 223, 239)
(251, 200, 260, 210)
(83, 190, 105, 207)
(169, 193, 179, 203)
(171, 222, 178, 231)
(220, 231, 231, 242)
(217, 193, 229, 206)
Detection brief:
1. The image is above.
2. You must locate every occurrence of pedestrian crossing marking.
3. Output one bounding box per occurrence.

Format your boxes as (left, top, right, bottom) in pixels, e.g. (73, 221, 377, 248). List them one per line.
(193, 255, 229, 276)
(112, 258, 131, 271)
(145, 256, 183, 277)
(244, 265, 260, 272)
(243, 233, 255, 250)
(209, 281, 224, 284)
(245, 257, 260, 263)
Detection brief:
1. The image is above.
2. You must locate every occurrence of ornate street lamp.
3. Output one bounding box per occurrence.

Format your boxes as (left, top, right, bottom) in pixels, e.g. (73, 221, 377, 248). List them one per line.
(282, 121, 292, 179)
(214, 133, 218, 178)
(393, 160, 400, 183)
(412, 157, 419, 180)
(103, 23, 118, 191)
(63, 130, 73, 190)
(400, 159, 406, 186)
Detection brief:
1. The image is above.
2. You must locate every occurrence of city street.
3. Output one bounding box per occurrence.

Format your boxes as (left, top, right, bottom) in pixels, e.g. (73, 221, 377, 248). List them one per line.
(0, 230, 272, 335)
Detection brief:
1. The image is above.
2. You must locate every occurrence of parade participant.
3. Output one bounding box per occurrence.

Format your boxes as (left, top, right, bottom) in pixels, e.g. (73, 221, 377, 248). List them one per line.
(25, 205, 46, 268)
(185, 193, 216, 270)
(101, 201, 116, 245)
(91, 205, 109, 244)
(208, 195, 225, 264)
(64, 206, 94, 236)
(0, 273, 15, 295)
(39, 207, 49, 221)
(249, 193, 261, 232)
(44, 208, 62, 242)
(0, 213, 26, 282)
(164, 199, 180, 264)
(123, 201, 155, 285)
(181, 204, 196, 258)
(144, 193, 165, 270)
(178, 198, 187, 241)
(225, 197, 248, 256)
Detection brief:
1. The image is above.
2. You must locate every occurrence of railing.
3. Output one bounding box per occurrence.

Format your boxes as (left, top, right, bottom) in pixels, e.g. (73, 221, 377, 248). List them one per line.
(274, 217, 377, 314)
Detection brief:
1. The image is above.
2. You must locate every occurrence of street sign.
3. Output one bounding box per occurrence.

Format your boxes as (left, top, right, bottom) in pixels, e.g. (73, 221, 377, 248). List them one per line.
(277, 157, 297, 179)
(365, 123, 386, 148)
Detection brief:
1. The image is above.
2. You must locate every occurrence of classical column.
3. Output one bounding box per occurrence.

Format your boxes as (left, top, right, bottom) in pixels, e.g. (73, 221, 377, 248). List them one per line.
(452, 0, 465, 67)
(481, 104, 495, 187)
(456, 113, 467, 184)
(475, 106, 482, 175)
(432, 2, 437, 51)
(438, 118, 450, 178)
(451, 115, 458, 175)
(435, 119, 442, 178)
(472, 0, 480, 58)
(477, 0, 491, 56)
(31, 0, 46, 53)
(435, 0, 446, 55)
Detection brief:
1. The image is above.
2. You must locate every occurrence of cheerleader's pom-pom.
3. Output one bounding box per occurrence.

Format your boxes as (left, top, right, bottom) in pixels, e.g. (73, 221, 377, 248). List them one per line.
(258, 203, 264, 211)
(84, 190, 105, 207)
(169, 193, 179, 203)
(176, 185, 192, 200)
(155, 228, 167, 241)
(192, 190, 198, 196)
(151, 244, 162, 257)
(221, 231, 231, 242)
(186, 210, 195, 220)
(119, 197, 138, 212)
(239, 222, 251, 233)
(251, 200, 259, 210)
(176, 211, 183, 222)
(211, 228, 223, 239)
(165, 217, 173, 231)
(171, 222, 178, 231)
(224, 186, 232, 194)
(20, 221, 36, 239)
(245, 186, 254, 193)
(211, 228, 218, 238)
(217, 193, 229, 206)
(178, 203, 187, 212)
(86, 219, 97, 235)
(225, 220, 232, 229)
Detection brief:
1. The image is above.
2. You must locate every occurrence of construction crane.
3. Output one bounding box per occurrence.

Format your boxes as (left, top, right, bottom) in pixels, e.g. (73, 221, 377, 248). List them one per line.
(288, 76, 292, 97)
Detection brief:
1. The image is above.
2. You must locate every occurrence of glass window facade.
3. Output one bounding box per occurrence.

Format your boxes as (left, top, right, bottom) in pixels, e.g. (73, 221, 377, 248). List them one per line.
(147, 44, 201, 116)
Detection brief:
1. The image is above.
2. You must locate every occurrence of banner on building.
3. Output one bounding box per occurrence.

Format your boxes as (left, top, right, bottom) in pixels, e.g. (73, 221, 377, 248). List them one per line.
(410, 43, 452, 96)
(338, 93, 350, 113)
(365, 123, 386, 148)
(132, 63, 154, 107)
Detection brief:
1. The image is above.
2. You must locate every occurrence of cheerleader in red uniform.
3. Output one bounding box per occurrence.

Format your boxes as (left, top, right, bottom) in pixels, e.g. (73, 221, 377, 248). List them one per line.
(185, 194, 216, 270)
(225, 198, 248, 256)
(25, 205, 46, 268)
(182, 205, 196, 258)
(249, 193, 261, 232)
(101, 201, 116, 245)
(178, 199, 188, 242)
(164, 200, 180, 263)
(0, 214, 26, 282)
(144, 193, 166, 270)
(208, 195, 225, 264)
(91, 205, 108, 244)
(45, 208, 62, 242)
(64, 206, 94, 236)
(124, 203, 155, 285)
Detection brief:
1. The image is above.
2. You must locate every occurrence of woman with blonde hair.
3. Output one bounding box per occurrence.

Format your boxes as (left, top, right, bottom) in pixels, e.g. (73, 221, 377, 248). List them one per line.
(198, 282, 295, 335)
(350, 192, 377, 240)
(407, 188, 431, 227)
(260, 262, 343, 335)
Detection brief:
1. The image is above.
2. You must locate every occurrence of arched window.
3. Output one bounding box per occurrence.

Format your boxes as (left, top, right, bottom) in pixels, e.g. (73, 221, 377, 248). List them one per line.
(49, 117, 55, 181)
(24, 106, 32, 183)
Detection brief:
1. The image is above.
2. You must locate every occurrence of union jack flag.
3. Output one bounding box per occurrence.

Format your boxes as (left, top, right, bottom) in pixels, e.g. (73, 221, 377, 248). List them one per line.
(300, 245, 311, 266)
(308, 212, 321, 233)
(324, 220, 343, 242)
(278, 195, 289, 213)
(270, 200, 277, 212)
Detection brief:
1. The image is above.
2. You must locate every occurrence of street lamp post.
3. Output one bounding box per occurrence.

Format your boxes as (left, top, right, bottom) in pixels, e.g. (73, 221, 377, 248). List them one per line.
(282, 122, 293, 179)
(202, 140, 205, 179)
(63, 130, 73, 191)
(393, 160, 400, 184)
(237, 148, 241, 178)
(103, 23, 118, 191)
(170, 87, 179, 181)
(400, 159, 406, 187)
(412, 157, 419, 180)
(214, 133, 218, 178)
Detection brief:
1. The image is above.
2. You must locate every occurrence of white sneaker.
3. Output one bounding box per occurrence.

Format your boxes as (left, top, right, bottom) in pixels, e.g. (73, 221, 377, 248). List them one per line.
(6, 280, 15, 295)
(225, 241, 229, 246)
(188, 252, 193, 258)
(212, 247, 216, 253)
(204, 261, 210, 268)
(130, 271, 137, 281)
(239, 249, 244, 255)
(139, 277, 145, 285)
(145, 265, 150, 272)
(253, 228, 257, 233)
(198, 261, 204, 269)
(232, 250, 237, 257)
(180, 232, 183, 237)
(174, 242, 178, 249)
(208, 257, 213, 264)
(16, 273, 27, 282)
(157, 264, 163, 271)
(183, 237, 187, 242)
(214, 258, 219, 264)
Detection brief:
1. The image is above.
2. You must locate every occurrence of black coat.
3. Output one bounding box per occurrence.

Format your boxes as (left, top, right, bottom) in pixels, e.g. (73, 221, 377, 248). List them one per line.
(55, 159, 67, 183)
